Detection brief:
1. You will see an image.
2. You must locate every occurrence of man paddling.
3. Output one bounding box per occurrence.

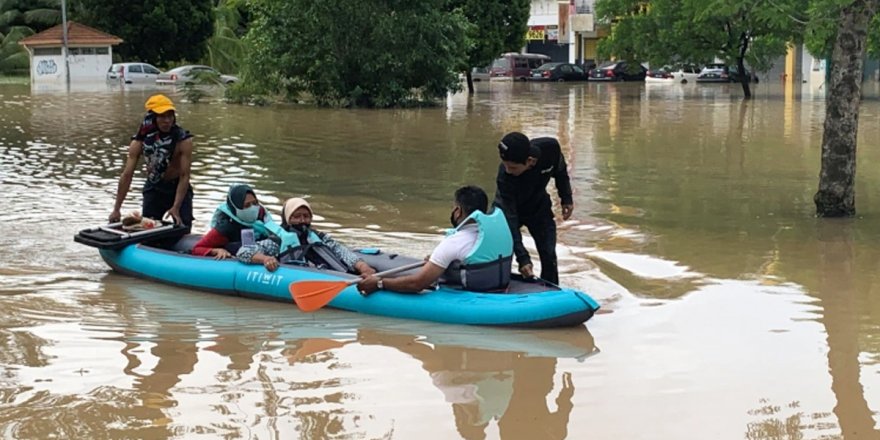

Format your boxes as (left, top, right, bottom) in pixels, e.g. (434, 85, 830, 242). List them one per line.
(357, 186, 513, 295)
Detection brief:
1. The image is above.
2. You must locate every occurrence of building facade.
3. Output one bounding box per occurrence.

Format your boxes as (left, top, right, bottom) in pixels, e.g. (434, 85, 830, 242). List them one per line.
(527, 0, 603, 67)
(19, 22, 122, 86)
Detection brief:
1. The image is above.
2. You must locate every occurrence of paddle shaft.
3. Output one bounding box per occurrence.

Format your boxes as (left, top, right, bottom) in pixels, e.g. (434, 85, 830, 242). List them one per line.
(346, 261, 424, 285)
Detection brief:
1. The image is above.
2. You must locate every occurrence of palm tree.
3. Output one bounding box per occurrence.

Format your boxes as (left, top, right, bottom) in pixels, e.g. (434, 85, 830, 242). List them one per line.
(0, 0, 60, 75)
(201, 0, 247, 74)
(0, 25, 33, 74)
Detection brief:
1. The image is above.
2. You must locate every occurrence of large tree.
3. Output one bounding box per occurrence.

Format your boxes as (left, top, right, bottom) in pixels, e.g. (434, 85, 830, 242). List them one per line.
(595, 0, 808, 98)
(73, 0, 214, 66)
(241, 0, 470, 107)
(452, 0, 531, 94)
(807, 0, 880, 216)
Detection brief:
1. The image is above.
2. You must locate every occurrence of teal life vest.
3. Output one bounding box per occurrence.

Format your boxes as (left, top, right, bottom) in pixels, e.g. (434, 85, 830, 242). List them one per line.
(253, 220, 350, 273)
(444, 208, 514, 291)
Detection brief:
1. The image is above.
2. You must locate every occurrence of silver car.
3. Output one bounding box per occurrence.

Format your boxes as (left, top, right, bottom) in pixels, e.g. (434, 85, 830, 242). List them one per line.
(106, 62, 162, 84)
(156, 65, 238, 85)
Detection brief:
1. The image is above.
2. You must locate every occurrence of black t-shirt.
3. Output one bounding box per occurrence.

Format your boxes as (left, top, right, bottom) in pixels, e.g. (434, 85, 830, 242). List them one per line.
(493, 137, 573, 265)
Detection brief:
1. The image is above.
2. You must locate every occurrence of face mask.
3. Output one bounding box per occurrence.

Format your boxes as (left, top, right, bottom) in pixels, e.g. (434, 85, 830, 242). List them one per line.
(236, 205, 260, 223)
(292, 223, 310, 233)
(449, 208, 459, 228)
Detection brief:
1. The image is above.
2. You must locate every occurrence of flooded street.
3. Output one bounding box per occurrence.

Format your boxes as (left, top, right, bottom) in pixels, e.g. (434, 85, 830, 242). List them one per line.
(1, 80, 879, 439)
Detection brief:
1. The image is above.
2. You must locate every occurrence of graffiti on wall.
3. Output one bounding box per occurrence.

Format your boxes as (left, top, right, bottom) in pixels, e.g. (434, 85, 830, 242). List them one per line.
(36, 59, 58, 76)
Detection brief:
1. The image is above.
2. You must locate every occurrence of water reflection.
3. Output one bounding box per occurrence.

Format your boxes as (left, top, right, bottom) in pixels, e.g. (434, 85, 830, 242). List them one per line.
(0, 277, 596, 438)
(814, 222, 880, 440)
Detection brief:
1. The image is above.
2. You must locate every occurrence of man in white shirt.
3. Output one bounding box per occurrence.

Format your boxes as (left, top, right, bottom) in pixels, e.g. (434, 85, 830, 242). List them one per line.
(357, 186, 512, 294)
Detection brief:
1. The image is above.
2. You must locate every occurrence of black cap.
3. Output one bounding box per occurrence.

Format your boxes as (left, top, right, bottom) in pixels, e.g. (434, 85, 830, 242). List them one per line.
(498, 132, 532, 164)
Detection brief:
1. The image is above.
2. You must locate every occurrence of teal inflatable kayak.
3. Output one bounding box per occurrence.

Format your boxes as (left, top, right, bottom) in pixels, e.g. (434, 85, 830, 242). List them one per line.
(76, 229, 599, 328)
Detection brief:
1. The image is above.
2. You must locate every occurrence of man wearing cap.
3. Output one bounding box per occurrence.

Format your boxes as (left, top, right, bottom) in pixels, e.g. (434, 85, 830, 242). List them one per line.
(494, 132, 573, 284)
(109, 94, 194, 231)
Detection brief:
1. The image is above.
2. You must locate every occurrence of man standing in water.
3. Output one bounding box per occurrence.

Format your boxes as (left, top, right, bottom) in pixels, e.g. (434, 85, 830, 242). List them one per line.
(109, 94, 194, 231)
(494, 132, 573, 284)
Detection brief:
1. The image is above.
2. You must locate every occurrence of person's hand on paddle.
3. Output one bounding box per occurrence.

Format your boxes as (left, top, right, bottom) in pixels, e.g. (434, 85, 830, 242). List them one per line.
(519, 263, 535, 278)
(164, 206, 183, 225)
(109, 208, 122, 224)
(561, 203, 574, 220)
(354, 261, 376, 276)
(356, 275, 381, 296)
(210, 248, 232, 260)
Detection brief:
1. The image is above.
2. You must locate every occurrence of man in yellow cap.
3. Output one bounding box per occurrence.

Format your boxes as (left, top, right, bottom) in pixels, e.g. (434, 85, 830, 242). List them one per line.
(109, 94, 194, 231)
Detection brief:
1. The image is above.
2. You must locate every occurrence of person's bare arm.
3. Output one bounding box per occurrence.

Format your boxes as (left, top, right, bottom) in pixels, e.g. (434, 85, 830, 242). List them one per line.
(109, 140, 143, 222)
(166, 137, 193, 224)
(357, 262, 446, 295)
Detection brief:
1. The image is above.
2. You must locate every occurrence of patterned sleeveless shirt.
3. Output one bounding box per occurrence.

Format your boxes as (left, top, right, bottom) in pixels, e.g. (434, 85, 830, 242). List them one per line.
(131, 112, 193, 191)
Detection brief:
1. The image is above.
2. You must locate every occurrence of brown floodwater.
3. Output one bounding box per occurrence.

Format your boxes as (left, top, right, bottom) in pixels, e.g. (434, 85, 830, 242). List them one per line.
(1, 79, 879, 439)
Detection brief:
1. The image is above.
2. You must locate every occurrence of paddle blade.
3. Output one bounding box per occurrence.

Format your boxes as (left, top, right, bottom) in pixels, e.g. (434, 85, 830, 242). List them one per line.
(288, 280, 349, 312)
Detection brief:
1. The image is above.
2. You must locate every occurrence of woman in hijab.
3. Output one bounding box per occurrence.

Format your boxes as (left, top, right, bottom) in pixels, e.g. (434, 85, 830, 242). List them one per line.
(236, 197, 375, 275)
(192, 183, 271, 258)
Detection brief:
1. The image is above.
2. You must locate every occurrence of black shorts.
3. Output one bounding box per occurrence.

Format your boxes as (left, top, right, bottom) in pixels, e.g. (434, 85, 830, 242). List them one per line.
(142, 179, 193, 232)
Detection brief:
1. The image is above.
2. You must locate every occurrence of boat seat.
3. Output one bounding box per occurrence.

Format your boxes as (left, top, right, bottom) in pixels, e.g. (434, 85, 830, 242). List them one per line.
(167, 234, 243, 255)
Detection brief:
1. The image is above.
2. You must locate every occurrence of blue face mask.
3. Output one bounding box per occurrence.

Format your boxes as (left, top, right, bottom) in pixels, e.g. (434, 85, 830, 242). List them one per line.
(236, 205, 260, 223)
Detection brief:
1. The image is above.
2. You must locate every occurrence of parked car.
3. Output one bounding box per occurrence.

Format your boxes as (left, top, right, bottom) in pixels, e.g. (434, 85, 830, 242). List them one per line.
(470, 66, 490, 81)
(528, 62, 589, 82)
(489, 52, 551, 81)
(645, 64, 701, 84)
(156, 65, 238, 85)
(696, 63, 755, 83)
(588, 61, 647, 81)
(106, 62, 162, 84)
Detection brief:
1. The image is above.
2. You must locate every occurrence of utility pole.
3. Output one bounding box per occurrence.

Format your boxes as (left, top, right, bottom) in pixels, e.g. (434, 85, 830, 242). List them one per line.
(61, 0, 70, 86)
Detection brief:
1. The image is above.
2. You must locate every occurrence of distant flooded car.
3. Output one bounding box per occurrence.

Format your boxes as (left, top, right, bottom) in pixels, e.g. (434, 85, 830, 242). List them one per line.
(106, 62, 162, 84)
(645, 65, 701, 84)
(696, 63, 755, 83)
(528, 63, 589, 82)
(156, 65, 238, 85)
(588, 61, 647, 82)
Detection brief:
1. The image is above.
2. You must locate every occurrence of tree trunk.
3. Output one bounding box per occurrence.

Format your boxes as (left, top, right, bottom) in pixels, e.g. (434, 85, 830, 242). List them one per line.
(466, 70, 475, 94)
(737, 33, 752, 99)
(737, 56, 752, 99)
(814, 0, 878, 217)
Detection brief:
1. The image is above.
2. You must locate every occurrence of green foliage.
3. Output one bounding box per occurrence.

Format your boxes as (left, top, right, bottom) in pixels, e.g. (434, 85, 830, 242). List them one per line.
(595, 0, 808, 71)
(73, 0, 214, 66)
(241, 0, 470, 108)
(200, 0, 248, 75)
(452, 0, 531, 71)
(805, 0, 880, 58)
(0, 0, 60, 74)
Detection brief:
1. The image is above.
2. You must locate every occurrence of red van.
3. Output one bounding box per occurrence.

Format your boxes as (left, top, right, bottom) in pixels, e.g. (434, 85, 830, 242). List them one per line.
(489, 52, 552, 81)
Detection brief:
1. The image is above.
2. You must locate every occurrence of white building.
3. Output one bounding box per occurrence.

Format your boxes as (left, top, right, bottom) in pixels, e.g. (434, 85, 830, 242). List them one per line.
(19, 21, 122, 86)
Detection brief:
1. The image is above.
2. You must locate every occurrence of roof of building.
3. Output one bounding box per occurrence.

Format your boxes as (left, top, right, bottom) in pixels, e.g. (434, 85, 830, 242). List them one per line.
(19, 21, 123, 47)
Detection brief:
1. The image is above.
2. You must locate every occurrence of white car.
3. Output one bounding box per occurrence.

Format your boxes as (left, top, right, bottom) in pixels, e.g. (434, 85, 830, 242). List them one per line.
(106, 62, 162, 84)
(645, 65, 701, 84)
(156, 65, 238, 85)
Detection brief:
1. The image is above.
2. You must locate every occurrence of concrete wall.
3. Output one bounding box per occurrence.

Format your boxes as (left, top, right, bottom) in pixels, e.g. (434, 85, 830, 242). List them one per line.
(29, 46, 113, 84)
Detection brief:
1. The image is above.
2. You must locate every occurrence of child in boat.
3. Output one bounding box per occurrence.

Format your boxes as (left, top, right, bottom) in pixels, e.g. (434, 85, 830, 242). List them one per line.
(192, 183, 271, 259)
(236, 197, 375, 275)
